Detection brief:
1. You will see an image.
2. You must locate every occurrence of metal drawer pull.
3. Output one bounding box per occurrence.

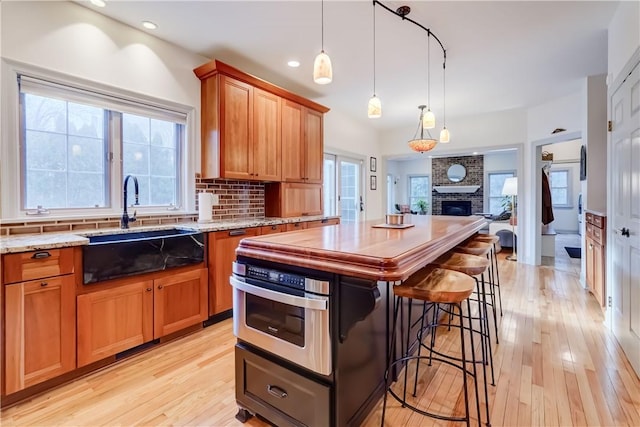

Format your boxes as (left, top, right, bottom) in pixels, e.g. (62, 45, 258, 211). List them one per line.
(229, 230, 246, 236)
(32, 251, 51, 259)
(267, 385, 288, 399)
(40, 282, 48, 287)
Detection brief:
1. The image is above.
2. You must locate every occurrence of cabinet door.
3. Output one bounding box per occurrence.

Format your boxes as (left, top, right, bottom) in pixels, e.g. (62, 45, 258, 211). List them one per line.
(586, 236, 595, 291)
(304, 108, 323, 184)
(209, 228, 260, 315)
(154, 268, 208, 338)
(281, 99, 304, 182)
(77, 281, 153, 367)
(253, 88, 281, 181)
(593, 242, 605, 307)
(220, 75, 253, 179)
(5, 275, 75, 393)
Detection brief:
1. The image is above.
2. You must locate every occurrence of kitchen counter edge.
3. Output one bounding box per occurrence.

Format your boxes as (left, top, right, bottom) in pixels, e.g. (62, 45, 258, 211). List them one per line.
(0, 216, 338, 254)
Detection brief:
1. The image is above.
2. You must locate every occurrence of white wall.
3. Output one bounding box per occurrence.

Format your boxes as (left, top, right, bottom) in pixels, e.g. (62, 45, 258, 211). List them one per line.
(607, 1, 640, 83)
(542, 139, 582, 233)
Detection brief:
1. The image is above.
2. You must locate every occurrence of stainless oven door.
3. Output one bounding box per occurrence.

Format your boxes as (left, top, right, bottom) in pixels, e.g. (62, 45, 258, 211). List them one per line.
(231, 275, 331, 375)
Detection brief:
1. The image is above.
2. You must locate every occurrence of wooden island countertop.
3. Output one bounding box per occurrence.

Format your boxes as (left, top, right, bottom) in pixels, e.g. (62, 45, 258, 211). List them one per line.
(236, 215, 487, 281)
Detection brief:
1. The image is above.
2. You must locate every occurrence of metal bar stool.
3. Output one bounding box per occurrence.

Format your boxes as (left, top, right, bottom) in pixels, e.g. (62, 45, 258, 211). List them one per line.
(454, 241, 499, 345)
(429, 251, 493, 425)
(471, 234, 503, 317)
(381, 266, 485, 427)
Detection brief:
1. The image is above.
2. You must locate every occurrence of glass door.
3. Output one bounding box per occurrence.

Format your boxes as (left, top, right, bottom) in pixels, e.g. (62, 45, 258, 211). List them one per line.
(323, 154, 363, 222)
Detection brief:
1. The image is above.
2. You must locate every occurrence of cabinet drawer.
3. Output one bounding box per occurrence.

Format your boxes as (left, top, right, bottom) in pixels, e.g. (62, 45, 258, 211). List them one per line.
(592, 214, 604, 229)
(305, 218, 340, 228)
(260, 224, 285, 234)
(586, 223, 604, 245)
(235, 344, 330, 427)
(3, 248, 74, 284)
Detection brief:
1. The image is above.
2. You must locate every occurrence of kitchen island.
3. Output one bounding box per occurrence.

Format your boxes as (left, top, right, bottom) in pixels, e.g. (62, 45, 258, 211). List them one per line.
(231, 215, 486, 427)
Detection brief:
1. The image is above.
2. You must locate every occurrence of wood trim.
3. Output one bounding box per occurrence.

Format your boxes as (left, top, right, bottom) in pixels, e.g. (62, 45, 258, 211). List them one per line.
(193, 59, 330, 113)
(236, 216, 486, 281)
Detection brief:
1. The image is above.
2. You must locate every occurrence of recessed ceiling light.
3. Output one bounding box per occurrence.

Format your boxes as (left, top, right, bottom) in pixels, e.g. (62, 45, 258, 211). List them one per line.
(287, 60, 300, 68)
(90, 0, 106, 7)
(472, 152, 479, 155)
(142, 21, 158, 30)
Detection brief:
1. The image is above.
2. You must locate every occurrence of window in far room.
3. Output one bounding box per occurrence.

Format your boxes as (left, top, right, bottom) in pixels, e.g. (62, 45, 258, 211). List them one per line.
(408, 175, 430, 213)
(549, 169, 571, 207)
(487, 171, 516, 215)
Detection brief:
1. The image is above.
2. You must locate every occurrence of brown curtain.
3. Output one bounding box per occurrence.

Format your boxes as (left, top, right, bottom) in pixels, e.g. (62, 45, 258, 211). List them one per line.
(541, 168, 554, 225)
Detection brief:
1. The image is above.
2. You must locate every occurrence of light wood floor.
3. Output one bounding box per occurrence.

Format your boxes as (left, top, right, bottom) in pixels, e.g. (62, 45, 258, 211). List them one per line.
(2, 253, 639, 427)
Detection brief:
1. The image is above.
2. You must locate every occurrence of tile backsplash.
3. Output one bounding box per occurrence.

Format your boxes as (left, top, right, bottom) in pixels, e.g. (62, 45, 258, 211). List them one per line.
(1, 176, 266, 236)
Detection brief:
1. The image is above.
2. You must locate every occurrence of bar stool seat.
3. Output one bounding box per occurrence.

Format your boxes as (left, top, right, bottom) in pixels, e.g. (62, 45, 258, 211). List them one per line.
(381, 266, 486, 427)
(455, 240, 492, 257)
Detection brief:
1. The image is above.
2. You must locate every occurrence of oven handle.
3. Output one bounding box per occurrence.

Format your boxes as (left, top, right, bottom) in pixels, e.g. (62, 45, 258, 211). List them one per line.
(230, 276, 328, 311)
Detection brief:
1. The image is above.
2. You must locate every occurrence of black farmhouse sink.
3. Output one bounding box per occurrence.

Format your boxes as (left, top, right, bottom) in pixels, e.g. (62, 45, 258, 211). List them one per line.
(83, 228, 205, 284)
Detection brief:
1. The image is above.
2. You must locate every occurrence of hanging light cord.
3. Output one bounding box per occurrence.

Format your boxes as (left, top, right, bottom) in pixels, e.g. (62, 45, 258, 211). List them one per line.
(373, 3, 376, 95)
(321, 0, 325, 52)
(442, 62, 446, 125)
(427, 33, 431, 108)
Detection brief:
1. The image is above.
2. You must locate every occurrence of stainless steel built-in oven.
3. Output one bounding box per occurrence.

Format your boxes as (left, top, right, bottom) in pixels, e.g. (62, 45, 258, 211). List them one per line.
(230, 261, 332, 375)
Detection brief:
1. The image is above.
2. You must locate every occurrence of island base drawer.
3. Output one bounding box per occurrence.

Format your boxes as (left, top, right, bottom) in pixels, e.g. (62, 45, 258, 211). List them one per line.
(235, 343, 330, 427)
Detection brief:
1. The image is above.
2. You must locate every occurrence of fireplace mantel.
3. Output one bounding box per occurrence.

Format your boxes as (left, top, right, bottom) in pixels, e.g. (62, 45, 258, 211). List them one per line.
(433, 185, 481, 193)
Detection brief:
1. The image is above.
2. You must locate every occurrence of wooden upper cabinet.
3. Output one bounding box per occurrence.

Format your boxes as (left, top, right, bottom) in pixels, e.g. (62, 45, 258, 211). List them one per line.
(281, 100, 323, 184)
(194, 60, 328, 181)
(220, 75, 253, 179)
(253, 88, 281, 181)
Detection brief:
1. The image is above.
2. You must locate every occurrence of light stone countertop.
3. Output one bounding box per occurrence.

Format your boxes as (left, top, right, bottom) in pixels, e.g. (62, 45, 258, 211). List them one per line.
(0, 215, 338, 254)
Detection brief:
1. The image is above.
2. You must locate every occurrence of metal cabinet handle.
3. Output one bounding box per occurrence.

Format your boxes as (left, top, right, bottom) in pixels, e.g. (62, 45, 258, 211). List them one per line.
(267, 384, 288, 399)
(157, 285, 163, 290)
(32, 251, 51, 259)
(40, 282, 48, 287)
(589, 244, 593, 250)
(146, 287, 152, 292)
(229, 229, 246, 236)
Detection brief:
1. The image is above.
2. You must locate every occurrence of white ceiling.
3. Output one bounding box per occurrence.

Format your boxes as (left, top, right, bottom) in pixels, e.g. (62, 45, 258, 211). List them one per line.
(83, 0, 618, 132)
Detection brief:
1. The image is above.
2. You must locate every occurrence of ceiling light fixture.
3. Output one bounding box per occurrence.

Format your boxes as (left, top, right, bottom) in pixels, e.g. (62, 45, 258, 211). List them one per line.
(367, 3, 381, 118)
(287, 60, 301, 68)
(313, 0, 332, 84)
(408, 105, 438, 153)
(90, 0, 106, 7)
(373, 1, 449, 152)
(142, 21, 157, 30)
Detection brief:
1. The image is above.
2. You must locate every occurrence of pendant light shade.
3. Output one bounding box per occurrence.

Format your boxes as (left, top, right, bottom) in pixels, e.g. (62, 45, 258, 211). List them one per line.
(313, 0, 332, 85)
(439, 127, 450, 143)
(368, 95, 382, 118)
(422, 109, 435, 129)
(409, 105, 438, 153)
(313, 51, 332, 84)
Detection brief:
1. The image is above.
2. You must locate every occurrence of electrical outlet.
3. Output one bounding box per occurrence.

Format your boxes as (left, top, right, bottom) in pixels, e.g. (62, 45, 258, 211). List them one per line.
(211, 194, 219, 205)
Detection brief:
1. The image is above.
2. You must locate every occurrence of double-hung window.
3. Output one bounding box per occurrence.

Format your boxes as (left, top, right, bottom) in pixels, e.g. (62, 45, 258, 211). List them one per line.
(408, 175, 430, 213)
(549, 169, 571, 207)
(487, 171, 516, 215)
(16, 74, 186, 216)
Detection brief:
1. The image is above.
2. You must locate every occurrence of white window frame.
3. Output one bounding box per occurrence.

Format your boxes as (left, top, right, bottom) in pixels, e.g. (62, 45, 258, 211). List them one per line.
(549, 168, 572, 208)
(1, 59, 196, 221)
(408, 174, 430, 213)
(485, 170, 516, 215)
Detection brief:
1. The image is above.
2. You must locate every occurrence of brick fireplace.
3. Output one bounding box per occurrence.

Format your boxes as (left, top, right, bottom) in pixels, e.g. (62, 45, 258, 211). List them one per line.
(432, 155, 484, 215)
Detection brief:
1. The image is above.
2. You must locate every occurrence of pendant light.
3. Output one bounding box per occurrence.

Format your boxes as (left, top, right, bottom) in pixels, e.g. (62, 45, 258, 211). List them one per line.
(439, 61, 450, 143)
(408, 105, 438, 153)
(368, 3, 381, 118)
(422, 33, 436, 129)
(313, 0, 332, 85)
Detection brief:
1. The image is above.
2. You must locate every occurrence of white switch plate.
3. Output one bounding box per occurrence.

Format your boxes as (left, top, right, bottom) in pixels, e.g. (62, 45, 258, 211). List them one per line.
(211, 194, 219, 205)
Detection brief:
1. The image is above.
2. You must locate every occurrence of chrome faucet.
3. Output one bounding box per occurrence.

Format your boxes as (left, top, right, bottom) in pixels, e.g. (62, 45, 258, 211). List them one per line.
(121, 175, 139, 229)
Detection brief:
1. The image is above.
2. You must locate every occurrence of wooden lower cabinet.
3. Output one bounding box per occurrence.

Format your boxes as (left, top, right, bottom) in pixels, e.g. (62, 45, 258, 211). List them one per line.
(154, 268, 208, 338)
(77, 267, 208, 367)
(585, 212, 606, 309)
(4, 275, 76, 394)
(209, 228, 259, 315)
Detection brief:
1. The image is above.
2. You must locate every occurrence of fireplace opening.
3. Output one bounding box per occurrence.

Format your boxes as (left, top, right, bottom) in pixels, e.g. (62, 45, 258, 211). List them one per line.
(442, 200, 472, 216)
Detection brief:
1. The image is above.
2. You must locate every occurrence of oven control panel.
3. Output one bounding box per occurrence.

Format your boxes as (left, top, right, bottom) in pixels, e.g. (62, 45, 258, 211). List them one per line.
(246, 265, 306, 290)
